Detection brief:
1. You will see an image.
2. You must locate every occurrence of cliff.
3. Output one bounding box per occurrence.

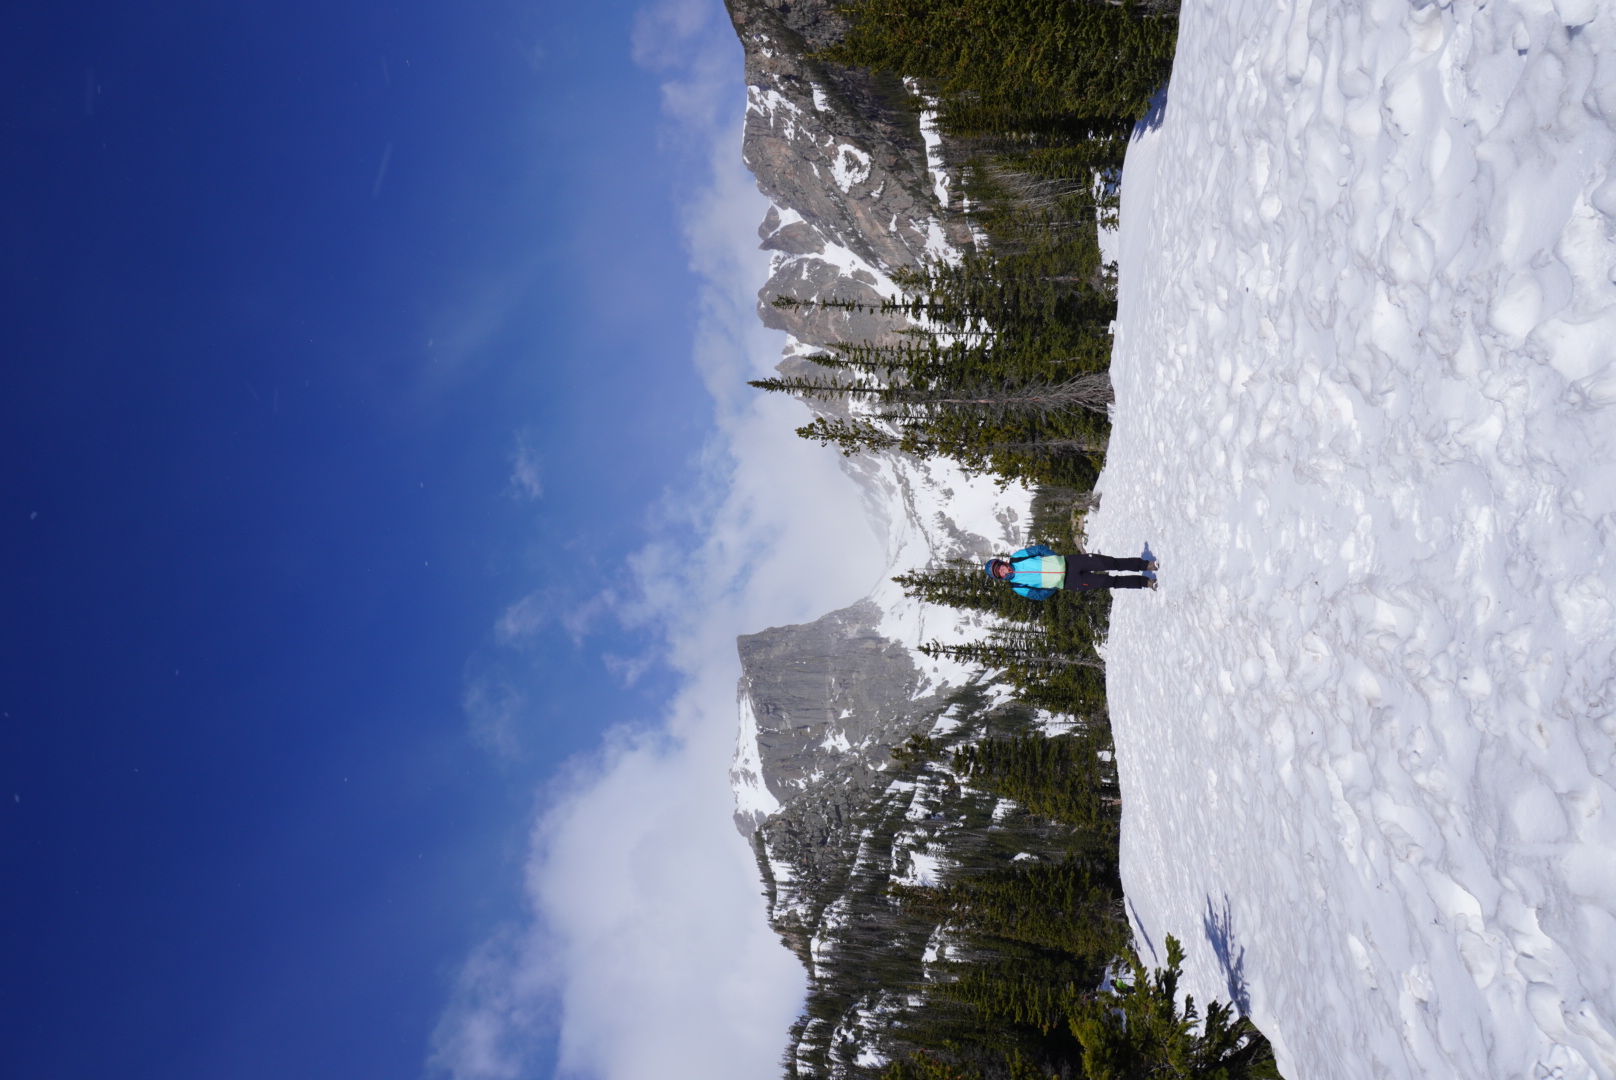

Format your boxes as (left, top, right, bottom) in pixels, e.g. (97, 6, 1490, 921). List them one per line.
(721, 2, 1041, 1074)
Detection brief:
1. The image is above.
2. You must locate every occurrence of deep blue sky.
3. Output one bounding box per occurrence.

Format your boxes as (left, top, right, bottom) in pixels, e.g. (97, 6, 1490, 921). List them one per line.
(0, 1, 720, 1076)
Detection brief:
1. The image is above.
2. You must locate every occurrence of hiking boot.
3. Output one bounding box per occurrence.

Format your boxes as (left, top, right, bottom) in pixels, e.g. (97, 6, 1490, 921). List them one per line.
(1145, 561, 1159, 571)
(1147, 578, 1159, 590)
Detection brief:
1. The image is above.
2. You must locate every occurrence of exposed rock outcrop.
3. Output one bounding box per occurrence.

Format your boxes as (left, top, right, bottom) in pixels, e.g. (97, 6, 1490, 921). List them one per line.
(727, 0, 972, 346)
(735, 600, 951, 957)
(722, 4, 1042, 1075)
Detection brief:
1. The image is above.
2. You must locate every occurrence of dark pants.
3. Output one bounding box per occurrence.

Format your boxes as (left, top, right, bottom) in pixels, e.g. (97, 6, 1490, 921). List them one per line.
(1063, 554, 1151, 591)
(1066, 573, 1151, 590)
(1067, 554, 1148, 572)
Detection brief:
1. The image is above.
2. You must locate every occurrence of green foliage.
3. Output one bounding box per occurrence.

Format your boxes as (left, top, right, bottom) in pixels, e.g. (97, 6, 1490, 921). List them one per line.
(897, 561, 1112, 717)
(788, 683, 1279, 1080)
(775, 687, 1096, 1078)
(1027, 486, 1099, 547)
(876, 727, 1127, 1078)
(893, 860, 1129, 967)
(877, 570, 1279, 1079)
(758, 245, 1115, 490)
(940, 963, 1084, 1037)
(892, 733, 943, 767)
(824, 0, 1177, 129)
(883, 1052, 974, 1080)
(955, 733, 1118, 842)
(824, 0, 1175, 243)
(881, 937, 1278, 1080)
(762, 7, 1280, 1079)
(924, 633, 1108, 718)
(752, 0, 1156, 493)
(1069, 937, 1281, 1080)
(895, 560, 1047, 621)
(748, 2, 1178, 491)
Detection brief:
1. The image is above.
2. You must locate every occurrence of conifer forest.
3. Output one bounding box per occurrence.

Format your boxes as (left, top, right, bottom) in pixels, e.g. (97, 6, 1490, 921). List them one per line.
(749, 2, 1280, 1077)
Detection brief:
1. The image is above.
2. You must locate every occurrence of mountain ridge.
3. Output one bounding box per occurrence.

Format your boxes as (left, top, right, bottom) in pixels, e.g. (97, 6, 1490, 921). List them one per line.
(722, 2, 1042, 1074)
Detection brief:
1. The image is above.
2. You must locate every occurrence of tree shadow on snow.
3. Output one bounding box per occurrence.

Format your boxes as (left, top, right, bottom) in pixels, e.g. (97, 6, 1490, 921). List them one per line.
(1127, 896, 1159, 966)
(1135, 84, 1169, 135)
(1203, 895, 1251, 1015)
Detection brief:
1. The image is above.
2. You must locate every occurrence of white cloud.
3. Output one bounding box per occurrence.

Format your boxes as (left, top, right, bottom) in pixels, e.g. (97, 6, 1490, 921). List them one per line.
(495, 593, 548, 644)
(431, 2, 890, 1078)
(461, 659, 529, 762)
(510, 432, 543, 500)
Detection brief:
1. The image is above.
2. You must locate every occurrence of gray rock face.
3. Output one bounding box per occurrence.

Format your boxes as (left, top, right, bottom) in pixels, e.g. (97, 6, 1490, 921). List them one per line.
(741, 599, 928, 805)
(737, 600, 949, 961)
(759, 205, 826, 255)
(720, 5, 1032, 1075)
(730, 0, 936, 266)
(722, 0, 966, 965)
(726, 0, 973, 347)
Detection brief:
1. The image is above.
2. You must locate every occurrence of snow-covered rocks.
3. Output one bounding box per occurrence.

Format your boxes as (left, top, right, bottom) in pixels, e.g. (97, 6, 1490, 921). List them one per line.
(1089, 1, 1616, 1077)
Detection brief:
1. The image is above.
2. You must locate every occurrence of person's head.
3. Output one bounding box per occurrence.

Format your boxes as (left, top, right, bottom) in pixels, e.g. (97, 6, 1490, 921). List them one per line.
(985, 558, 1012, 580)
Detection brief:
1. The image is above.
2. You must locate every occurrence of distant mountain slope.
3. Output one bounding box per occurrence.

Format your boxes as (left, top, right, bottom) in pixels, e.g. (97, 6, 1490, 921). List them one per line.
(722, 1, 1039, 1074)
(726, 0, 971, 346)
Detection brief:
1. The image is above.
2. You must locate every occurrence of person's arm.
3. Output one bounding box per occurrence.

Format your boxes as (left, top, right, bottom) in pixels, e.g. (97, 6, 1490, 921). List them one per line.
(1012, 583, 1056, 601)
(1022, 544, 1058, 557)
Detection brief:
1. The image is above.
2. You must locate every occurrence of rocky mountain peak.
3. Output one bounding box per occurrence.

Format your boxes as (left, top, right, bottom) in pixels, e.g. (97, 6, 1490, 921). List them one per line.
(721, 5, 1043, 1074)
(725, 0, 973, 346)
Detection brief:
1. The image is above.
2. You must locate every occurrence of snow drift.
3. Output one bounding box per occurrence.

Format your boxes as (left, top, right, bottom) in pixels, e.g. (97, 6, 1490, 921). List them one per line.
(1088, 0, 1616, 1076)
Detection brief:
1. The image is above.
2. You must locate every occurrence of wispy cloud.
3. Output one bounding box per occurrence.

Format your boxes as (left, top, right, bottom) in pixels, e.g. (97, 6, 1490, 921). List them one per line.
(431, 1, 891, 1078)
(494, 593, 548, 644)
(509, 432, 544, 500)
(461, 657, 529, 762)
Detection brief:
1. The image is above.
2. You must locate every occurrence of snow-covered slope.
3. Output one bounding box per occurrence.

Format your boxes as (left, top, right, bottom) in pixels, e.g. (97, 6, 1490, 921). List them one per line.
(725, 0, 1035, 844)
(722, 5, 1047, 1071)
(1088, 1, 1616, 1077)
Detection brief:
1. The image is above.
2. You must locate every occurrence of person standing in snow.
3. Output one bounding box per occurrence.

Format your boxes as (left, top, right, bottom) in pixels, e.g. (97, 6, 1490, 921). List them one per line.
(985, 544, 1157, 597)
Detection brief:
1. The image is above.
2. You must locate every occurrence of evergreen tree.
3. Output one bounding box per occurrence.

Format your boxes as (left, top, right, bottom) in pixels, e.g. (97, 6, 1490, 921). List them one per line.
(955, 733, 1118, 840)
(749, 0, 1174, 495)
(754, 246, 1117, 490)
(896, 562, 1113, 717)
(823, 0, 1177, 130)
(754, 9, 1283, 1079)
(895, 562, 1046, 622)
(883, 1053, 973, 1080)
(893, 860, 1129, 965)
(1068, 937, 1281, 1080)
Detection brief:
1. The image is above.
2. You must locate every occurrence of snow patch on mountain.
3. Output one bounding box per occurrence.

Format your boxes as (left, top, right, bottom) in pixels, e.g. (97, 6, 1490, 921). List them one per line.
(905, 78, 951, 211)
(831, 145, 873, 193)
(731, 693, 782, 835)
(1088, 1, 1616, 1077)
(856, 449, 1031, 692)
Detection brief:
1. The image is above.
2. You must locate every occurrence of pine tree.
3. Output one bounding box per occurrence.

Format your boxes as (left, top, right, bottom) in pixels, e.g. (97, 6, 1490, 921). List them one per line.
(955, 733, 1119, 838)
(1068, 937, 1281, 1080)
(896, 562, 1113, 716)
(895, 563, 1044, 622)
(822, 0, 1177, 129)
(893, 860, 1129, 965)
(883, 1052, 975, 1080)
(756, 10, 1289, 1079)
(752, 373, 1113, 416)
(753, 244, 1116, 490)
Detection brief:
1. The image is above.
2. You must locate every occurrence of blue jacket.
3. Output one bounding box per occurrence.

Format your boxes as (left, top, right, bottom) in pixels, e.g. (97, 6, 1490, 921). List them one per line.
(989, 544, 1066, 600)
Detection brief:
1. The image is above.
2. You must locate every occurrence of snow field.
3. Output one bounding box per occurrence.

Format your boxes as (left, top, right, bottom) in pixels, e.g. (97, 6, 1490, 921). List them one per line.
(1087, 0, 1616, 1077)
